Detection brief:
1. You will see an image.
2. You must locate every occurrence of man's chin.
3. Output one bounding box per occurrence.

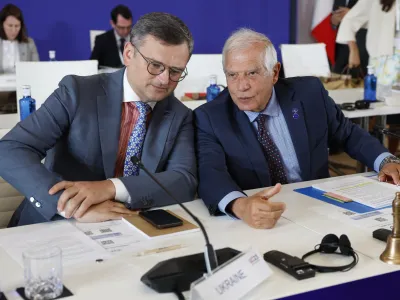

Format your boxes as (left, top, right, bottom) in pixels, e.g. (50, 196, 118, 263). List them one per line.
(146, 91, 171, 102)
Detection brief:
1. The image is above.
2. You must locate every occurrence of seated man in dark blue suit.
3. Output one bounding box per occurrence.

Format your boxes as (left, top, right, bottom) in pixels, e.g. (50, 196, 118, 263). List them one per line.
(194, 28, 400, 230)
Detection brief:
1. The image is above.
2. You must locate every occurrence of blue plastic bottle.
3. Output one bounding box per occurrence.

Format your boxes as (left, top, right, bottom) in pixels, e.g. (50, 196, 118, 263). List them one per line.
(364, 65, 377, 101)
(206, 75, 220, 102)
(19, 85, 36, 121)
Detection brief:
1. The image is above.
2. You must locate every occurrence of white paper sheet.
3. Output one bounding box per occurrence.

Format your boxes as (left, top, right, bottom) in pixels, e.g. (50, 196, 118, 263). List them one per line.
(0, 221, 110, 267)
(312, 175, 400, 209)
(74, 220, 146, 254)
(310, 205, 393, 232)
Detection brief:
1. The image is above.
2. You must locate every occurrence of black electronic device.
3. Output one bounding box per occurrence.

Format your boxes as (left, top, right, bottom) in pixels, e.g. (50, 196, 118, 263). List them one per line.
(141, 247, 241, 293)
(130, 156, 240, 294)
(139, 209, 183, 229)
(373, 228, 392, 242)
(264, 250, 315, 280)
(302, 234, 359, 273)
(340, 100, 370, 111)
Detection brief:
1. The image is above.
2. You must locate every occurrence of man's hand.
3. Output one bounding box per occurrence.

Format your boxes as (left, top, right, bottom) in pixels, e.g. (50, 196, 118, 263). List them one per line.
(331, 6, 350, 26)
(379, 163, 400, 185)
(75, 200, 135, 223)
(348, 42, 360, 68)
(49, 180, 116, 218)
(231, 184, 286, 229)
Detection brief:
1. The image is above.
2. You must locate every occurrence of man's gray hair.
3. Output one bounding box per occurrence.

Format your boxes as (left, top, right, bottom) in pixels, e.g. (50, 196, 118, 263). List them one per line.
(222, 28, 277, 74)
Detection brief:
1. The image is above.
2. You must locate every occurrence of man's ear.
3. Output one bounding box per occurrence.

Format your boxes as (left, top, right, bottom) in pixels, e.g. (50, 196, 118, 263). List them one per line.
(272, 62, 281, 84)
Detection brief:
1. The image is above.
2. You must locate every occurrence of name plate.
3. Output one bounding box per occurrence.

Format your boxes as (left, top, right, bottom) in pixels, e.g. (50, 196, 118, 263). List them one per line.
(190, 248, 273, 300)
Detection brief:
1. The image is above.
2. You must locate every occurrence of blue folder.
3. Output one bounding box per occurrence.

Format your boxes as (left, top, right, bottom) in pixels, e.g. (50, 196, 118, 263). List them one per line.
(294, 187, 390, 214)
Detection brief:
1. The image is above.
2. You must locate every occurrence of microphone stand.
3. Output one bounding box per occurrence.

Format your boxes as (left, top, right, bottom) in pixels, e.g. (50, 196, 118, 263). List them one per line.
(131, 156, 217, 275)
(382, 128, 400, 140)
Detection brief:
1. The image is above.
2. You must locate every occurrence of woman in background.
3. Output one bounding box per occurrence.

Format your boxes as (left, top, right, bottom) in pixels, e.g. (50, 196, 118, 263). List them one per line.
(0, 3, 39, 74)
(336, 0, 396, 68)
(336, 0, 399, 156)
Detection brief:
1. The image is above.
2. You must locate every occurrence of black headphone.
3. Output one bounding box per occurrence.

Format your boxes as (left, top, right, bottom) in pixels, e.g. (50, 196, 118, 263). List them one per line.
(301, 234, 359, 273)
(340, 100, 370, 111)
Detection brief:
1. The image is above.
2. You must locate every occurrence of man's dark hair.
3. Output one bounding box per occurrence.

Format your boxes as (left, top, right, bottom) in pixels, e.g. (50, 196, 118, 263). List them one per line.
(0, 3, 29, 42)
(130, 12, 194, 56)
(111, 5, 132, 24)
(380, 0, 395, 12)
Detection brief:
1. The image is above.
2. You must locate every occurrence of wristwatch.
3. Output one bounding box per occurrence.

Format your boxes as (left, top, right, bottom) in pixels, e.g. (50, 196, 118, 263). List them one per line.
(379, 155, 400, 171)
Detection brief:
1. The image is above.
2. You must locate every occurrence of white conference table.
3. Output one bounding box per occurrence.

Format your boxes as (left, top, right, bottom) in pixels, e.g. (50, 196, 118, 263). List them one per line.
(0, 174, 399, 300)
(0, 74, 16, 92)
(184, 88, 400, 119)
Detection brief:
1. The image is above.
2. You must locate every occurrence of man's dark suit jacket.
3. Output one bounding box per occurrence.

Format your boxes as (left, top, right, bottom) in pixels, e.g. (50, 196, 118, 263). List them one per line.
(194, 77, 387, 215)
(90, 30, 123, 68)
(0, 69, 197, 226)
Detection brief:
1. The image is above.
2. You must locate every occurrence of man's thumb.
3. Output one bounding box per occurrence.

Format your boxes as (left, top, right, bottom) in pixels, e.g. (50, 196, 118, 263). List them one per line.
(257, 183, 282, 199)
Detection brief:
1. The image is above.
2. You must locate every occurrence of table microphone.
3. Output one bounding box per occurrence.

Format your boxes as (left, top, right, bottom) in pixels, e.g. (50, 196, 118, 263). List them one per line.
(131, 156, 240, 294)
(131, 155, 217, 273)
(381, 128, 400, 140)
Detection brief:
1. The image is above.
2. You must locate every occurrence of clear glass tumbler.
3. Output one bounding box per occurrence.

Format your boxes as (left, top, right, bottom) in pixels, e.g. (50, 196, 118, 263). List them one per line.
(23, 246, 63, 300)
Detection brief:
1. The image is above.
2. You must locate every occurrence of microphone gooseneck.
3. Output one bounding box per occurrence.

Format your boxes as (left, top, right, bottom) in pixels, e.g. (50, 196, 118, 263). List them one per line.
(131, 156, 218, 275)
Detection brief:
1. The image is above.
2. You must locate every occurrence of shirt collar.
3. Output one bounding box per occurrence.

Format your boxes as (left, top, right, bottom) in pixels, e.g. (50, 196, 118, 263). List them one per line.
(123, 69, 156, 109)
(244, 87, 280, 122)
(114, 30, 124, 42)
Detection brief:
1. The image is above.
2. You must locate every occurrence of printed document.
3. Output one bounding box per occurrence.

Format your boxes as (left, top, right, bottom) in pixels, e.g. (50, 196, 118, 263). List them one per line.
(0, 221, 110, 267)
(74, 220, 146, 254)
(312, 175, 400, 209)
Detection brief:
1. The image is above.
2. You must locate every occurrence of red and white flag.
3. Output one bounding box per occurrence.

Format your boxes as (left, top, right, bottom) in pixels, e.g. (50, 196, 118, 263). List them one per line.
(311, 0, 336, 65)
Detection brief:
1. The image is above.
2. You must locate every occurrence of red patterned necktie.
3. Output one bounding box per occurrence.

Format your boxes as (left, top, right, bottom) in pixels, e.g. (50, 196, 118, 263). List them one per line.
(255, 114, 288, 185)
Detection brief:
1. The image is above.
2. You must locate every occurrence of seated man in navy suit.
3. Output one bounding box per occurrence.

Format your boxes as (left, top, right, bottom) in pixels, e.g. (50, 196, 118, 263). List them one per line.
(194, 28, 400, 229)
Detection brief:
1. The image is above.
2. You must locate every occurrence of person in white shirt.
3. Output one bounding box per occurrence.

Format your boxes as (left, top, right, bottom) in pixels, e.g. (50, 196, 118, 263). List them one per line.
(0, 3, 39, 74)
(336, 0, 399, 155)
(336, 0, 396, 68)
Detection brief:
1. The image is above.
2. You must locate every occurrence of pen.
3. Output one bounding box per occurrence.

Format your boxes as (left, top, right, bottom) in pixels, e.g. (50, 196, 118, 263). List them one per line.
(133, 244, 186, 257)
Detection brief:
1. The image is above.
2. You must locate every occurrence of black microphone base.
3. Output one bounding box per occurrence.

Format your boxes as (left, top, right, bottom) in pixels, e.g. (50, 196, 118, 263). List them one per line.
(141, 247, 240, 293)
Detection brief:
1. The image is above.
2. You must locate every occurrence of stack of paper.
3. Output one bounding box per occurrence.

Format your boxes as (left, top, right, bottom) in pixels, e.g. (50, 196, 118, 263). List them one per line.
(312, 175, 400, 209)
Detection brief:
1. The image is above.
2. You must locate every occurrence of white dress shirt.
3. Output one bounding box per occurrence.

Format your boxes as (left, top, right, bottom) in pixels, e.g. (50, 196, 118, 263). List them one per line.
(336, 0, 396, 59)
(2, 40, 20, 73)
(108, 70, 156, 203)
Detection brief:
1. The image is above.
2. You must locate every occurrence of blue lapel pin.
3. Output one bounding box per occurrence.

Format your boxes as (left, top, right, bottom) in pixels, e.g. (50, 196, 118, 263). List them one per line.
(292, 108, 299, 120)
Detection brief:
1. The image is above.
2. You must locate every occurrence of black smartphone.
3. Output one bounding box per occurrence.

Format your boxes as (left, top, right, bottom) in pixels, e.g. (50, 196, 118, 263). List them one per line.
(139, 209, 183, 229)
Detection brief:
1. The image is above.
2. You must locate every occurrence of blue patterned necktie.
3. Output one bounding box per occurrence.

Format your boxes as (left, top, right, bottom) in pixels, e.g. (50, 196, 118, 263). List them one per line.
(255, 114, 288, 185)
(123, 102, 151, 176)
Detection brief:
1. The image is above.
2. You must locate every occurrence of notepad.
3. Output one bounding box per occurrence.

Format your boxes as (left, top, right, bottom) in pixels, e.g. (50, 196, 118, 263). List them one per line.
(312, 175, 400, 209)
(122, 210, 200, 239)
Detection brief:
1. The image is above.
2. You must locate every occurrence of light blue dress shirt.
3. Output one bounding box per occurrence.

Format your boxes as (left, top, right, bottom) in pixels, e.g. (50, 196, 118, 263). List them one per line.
(218, 87, 392, 215)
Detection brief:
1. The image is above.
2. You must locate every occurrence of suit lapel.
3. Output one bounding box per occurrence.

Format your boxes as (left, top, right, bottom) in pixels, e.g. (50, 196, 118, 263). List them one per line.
(97, 69, 124, 178)
(233, 104, 271, 187)
(141, 97, 175, 172)
(18, 43, 27, 61)
(109, 30, 122, 66)
(275, 80, 311, 181)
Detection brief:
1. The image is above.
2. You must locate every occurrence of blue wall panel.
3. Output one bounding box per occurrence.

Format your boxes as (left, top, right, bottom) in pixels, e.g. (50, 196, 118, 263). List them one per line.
(6, 0, 291, 61)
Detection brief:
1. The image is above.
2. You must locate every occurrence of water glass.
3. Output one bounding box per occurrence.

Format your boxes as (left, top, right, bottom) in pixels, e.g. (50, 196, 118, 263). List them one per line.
(23, 246, 63, 300)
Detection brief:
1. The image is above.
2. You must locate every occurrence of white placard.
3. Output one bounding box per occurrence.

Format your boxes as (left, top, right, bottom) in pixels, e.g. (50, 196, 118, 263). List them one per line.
(281, 43, 331, 78)
(190, 248, 272, 300)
